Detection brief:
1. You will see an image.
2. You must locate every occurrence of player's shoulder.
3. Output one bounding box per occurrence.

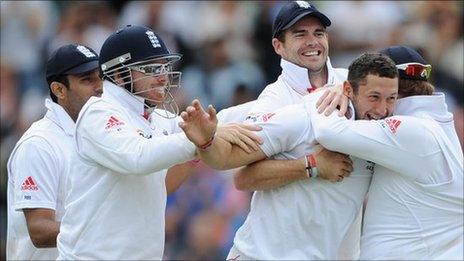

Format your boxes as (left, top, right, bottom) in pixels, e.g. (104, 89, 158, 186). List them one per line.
(11, 132, 57, 162)
(18, 118, 63, 145)
(385, 115, 439, 132)
(259, 78, 286, 95)
(380, 115, 441, 150)
(77, 96, 127, 125)
(81, 96, 109, 112)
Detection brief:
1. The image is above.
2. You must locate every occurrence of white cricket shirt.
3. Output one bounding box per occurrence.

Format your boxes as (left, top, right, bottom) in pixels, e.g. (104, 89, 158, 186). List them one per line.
(7, 99, 75, 260)
(232, 62, 371, 259)
(56, 81, 196, 260)
(309, 93, 464, 259)
(248, 57, 348, 115)
(216, 100, 256, 123)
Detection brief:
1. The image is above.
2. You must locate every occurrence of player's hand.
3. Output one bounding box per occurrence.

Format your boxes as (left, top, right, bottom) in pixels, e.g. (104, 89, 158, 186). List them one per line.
(316, 84, 348, 117)
(314, 147, 353, 182)
(179, 99, 217, 147)
(216, 123, 263, 154)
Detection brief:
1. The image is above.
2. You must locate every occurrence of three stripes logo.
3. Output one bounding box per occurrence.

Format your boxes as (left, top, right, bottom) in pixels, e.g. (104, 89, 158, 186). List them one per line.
(21, 176, 38, 191)
(105, 115, 125, 130)
(384, 118, 402, 133)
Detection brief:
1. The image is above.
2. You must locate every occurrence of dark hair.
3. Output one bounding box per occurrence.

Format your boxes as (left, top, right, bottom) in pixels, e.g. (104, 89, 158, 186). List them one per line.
(277, 33, 286, 43)
(48, 75, 69, 103)
(348, 53, 398, 93)
(398, 78, 434, 98)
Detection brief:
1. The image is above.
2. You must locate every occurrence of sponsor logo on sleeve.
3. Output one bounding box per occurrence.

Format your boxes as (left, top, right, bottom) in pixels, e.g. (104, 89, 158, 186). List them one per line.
(245, 112, 276, 123)
(384, 118, 402, 133)
(21, 176, 38, 191)
(245, 114, 259, 123)
(105, 115, 125, 130)
(262, 112, 276, 122)
(136, 129, 152, 139)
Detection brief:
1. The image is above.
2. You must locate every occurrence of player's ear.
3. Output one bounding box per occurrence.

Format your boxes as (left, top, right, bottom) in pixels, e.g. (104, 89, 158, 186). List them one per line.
(50, 81, 66, 101)
(272, 37, 284, 56)
(343, 81, 353, 99)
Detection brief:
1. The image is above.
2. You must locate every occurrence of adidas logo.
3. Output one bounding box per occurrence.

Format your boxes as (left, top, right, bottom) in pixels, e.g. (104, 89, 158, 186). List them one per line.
(385, 118, 402, 133)
(105, 116, 125, 130)
(21, 176, 38, 191)
(262, 112, 276, 122)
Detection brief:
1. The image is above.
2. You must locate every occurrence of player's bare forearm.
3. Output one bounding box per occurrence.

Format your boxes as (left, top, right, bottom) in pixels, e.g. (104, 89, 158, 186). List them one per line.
(234, 157, 308, 191)
(198, 136, 267, 170)
(165, 162, 195, 194)
(23, 208, 60, 248)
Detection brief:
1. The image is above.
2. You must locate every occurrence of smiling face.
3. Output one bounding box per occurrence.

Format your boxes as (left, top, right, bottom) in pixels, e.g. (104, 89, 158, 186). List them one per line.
(344, 74, 398, 120)
(272, 16, 329, 73)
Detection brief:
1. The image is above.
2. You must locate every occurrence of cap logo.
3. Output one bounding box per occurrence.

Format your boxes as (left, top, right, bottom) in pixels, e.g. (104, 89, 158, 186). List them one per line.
(76, 45, 96, 58)
(296, 1, 311, 8)
(145, 30, 161, 48)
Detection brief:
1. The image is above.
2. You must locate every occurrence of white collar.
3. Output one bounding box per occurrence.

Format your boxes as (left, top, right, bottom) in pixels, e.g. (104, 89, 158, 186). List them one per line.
(394, 92, 452, 122)
(102, 81, 145, 116)
(280, 57, 338, 95)
(44, 99, 75, 136)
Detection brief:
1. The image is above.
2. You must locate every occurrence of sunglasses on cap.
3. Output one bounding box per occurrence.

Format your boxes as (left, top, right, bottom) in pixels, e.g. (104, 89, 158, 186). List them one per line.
(396, 63, 432, 80)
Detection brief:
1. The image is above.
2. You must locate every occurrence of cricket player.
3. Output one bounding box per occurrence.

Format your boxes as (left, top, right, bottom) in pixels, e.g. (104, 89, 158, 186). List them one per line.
(312, 46, 463, 259)
(225, 1, 358, 259)
(7, 44, 102, 260)
(232, 0, 351, 190)
(56, 25, 261, 260)
(179, 53, 399, 259)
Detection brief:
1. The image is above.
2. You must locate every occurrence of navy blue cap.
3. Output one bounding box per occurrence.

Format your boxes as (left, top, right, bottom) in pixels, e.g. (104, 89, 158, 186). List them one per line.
(46, 44, 99, 85)
(380, 45, 429, 80)
(99, 25, 180, 73)
(273, 1, 331, 38)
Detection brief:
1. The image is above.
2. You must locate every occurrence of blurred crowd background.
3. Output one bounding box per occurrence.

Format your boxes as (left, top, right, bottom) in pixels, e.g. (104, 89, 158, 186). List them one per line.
(0, 1, 462, 259)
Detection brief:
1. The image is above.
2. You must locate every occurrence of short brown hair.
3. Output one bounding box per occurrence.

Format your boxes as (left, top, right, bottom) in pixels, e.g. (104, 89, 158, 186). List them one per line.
(348, 53, 398, 93)
(398, 78, 434, 98)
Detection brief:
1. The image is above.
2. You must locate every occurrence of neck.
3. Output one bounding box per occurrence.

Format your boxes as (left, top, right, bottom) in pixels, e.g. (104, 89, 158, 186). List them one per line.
(65, 108, 78, 122)
(308, 66, 328, 89)
(59, 101, 78, 122)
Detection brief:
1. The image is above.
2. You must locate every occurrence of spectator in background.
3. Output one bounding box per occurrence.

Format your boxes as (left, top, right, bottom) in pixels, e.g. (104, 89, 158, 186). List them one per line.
(319, 0, 405, 67)
(0, 1, 58, 93)
(181, 35, 265, 110)
(47, 1, 117, 55)
(118, 1, 180, 57)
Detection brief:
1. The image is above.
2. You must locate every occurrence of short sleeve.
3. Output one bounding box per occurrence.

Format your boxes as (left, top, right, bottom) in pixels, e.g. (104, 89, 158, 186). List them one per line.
(10, 137, 60, 211)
